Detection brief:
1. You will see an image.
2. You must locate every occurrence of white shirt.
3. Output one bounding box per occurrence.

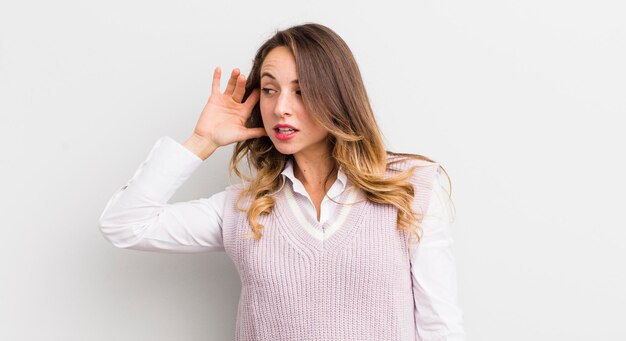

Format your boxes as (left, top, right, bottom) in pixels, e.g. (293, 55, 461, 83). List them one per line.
(98, 136, 466, 340)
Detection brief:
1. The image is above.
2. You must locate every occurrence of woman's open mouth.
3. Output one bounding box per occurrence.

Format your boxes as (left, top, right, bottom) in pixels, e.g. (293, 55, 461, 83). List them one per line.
(275, 127, 299, 141)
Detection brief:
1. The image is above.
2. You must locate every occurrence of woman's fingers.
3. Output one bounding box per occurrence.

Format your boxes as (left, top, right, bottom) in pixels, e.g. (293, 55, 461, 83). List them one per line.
(224, 68, 240, 96)
(211, 67, 250, 105)
(232, 73, 246, 103)
(209, 66, 256, 121)
(242, 88, 260, 114)
(211, 67, 221, 95)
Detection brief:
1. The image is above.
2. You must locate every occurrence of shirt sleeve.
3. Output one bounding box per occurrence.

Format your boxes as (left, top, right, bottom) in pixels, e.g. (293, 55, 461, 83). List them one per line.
(411, 169, 466, 340)
(97, 136, 226, 253)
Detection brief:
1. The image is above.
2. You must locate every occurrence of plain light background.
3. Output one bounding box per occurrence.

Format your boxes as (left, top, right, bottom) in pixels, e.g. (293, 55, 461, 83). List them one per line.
(1, 0, 624, 340)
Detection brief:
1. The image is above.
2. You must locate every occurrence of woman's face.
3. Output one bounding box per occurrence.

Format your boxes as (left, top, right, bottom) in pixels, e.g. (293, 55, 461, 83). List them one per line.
(259, 46, 330, 158)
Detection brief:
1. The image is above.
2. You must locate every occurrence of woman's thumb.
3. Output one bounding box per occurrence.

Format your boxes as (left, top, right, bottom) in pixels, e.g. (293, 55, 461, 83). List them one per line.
(243, 127, 267, 140)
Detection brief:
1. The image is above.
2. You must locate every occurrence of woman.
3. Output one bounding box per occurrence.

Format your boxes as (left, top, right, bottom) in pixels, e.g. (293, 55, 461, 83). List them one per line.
(99, 23, 465, 340)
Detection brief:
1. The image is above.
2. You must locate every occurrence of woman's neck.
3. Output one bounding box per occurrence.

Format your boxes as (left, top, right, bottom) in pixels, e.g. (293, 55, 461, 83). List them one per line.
(292, 154, 337, 193)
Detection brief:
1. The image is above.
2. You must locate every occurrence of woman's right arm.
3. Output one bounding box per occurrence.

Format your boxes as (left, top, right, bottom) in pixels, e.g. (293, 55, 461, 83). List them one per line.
(98, 135, 227, 253)
(98, 67, 267, 253)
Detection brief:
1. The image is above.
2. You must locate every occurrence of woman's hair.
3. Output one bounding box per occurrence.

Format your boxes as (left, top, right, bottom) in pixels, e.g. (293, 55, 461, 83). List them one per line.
(228, 22, 453, 249)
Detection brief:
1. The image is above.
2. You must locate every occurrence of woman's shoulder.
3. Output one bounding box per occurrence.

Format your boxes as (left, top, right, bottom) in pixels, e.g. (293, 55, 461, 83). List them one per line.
(385, 151, 441, 173)
(384, 151, 444, 194)
(225, 182, 247, 191)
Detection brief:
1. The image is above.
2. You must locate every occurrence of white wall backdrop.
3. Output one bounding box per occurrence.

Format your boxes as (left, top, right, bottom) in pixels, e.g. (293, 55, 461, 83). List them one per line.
(1, 0, 624, 340)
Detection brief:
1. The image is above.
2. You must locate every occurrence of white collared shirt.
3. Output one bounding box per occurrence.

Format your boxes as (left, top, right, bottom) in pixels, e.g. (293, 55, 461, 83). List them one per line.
(98, 136, 466, 340)
(275, 156, 348, 225)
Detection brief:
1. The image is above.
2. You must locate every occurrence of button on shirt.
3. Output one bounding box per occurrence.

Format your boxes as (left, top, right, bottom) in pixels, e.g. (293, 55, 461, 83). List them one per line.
(98, 136, 466, 340)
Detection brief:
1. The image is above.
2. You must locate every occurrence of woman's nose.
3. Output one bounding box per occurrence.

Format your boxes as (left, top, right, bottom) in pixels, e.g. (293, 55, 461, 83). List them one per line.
(274, 92, 293, 117)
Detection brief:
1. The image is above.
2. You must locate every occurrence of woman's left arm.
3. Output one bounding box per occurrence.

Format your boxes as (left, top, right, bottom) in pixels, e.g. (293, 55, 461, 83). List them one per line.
(411, 170, 466, 341)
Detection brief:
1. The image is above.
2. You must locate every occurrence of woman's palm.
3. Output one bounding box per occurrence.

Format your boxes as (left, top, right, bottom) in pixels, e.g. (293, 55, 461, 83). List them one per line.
(194, 67, 266, 147)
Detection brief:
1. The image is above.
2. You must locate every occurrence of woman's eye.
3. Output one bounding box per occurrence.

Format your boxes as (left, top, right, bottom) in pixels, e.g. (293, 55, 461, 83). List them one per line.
(261, 88, 276, 95)
(295, 90, 302, 96)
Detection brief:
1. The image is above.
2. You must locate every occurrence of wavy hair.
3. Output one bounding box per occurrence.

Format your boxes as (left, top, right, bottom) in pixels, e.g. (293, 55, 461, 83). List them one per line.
(228, 22, 453, 249)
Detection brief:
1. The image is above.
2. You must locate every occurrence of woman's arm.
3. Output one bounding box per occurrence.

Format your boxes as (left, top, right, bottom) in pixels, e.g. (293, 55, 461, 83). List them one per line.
(411, 170, 466, 340)
(97, 136, 226, 253)
(98, 67, 267, 253)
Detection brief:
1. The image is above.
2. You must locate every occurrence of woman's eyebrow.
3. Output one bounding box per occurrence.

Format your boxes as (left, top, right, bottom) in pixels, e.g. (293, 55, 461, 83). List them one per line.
(260, 72, 275, 80)
(261, 71, 299, 84)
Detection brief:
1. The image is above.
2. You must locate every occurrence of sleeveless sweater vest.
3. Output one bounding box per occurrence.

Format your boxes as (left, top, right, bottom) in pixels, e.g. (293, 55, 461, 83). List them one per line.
(222, 158, 440, 341)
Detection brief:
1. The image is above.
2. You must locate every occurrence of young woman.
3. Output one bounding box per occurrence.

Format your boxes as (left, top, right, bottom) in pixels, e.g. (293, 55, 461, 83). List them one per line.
(99, 23, 465, 340)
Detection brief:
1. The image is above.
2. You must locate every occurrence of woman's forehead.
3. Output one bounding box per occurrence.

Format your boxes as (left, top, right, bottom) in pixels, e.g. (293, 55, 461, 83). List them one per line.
(261, 47, 294, 68)
(261, 49, 298, 81)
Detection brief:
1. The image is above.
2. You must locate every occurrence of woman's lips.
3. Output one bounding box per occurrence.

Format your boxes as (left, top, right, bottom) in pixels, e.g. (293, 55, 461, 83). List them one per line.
(273, 124, 299, 141)
(275, 128, 299, 141)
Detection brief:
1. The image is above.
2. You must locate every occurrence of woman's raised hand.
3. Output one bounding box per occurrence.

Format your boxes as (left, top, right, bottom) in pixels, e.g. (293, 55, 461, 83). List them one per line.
(191, 67, 267, 149)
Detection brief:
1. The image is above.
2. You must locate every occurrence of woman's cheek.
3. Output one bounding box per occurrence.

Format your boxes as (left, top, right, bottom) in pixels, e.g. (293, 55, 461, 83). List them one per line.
(259, 100, 271, 117)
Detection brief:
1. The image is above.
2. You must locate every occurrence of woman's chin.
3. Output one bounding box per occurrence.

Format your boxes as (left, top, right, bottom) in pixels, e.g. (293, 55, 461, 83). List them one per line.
(273, 146, 297, 155)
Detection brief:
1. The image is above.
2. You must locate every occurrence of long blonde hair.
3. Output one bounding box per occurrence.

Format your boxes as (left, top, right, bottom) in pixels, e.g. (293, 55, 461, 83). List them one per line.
(228, 23, 453, 247)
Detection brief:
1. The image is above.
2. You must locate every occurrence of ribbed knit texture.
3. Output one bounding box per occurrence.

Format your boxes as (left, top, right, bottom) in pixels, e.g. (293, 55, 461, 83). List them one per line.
(222, 157, 440, 341)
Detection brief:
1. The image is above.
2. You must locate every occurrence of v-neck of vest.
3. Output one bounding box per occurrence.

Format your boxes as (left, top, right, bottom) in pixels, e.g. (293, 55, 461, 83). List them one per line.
(273, 181, 369, 254)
